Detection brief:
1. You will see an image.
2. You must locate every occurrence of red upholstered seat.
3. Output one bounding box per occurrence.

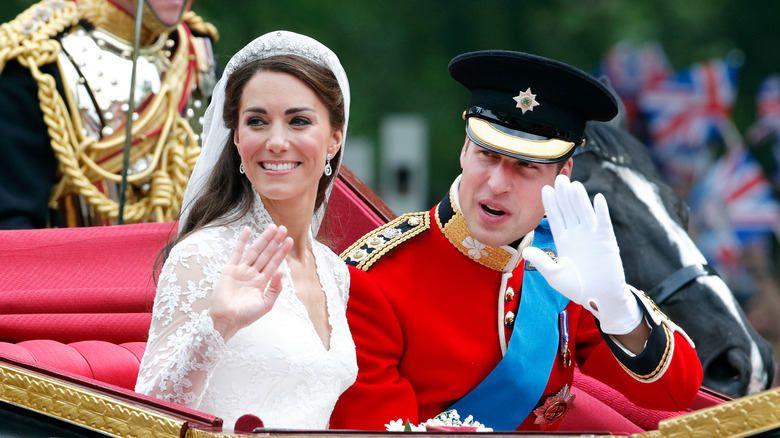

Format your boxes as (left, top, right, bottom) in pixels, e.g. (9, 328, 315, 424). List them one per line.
(0, 340, 146, 390)
(0, 220, 171, 391)
(0, 221, 173, 344)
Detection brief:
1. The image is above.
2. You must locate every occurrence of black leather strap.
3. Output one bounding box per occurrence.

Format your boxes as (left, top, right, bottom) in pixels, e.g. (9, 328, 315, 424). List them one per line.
(649, 264, 719, 305)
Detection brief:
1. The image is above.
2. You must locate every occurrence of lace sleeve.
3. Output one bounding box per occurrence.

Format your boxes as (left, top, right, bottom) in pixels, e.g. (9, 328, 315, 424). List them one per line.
(135, 234, 229, 408)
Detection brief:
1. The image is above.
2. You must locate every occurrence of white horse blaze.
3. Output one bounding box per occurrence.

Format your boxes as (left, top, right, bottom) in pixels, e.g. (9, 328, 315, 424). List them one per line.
(605, 162, 767, 393)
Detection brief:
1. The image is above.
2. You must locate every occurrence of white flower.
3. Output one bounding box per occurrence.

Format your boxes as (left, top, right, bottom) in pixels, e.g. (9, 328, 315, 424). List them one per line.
(462, 236, 488, 259)
(425, 410, 493, 431)
(384, 419, 405, 431)
(385, 410, 492, 432)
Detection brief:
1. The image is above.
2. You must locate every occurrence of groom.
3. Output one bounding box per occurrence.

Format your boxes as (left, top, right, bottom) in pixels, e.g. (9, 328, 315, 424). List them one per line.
(330, 49, 702, 432)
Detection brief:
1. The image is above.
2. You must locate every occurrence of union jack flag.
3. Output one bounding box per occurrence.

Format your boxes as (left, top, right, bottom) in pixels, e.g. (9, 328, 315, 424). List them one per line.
(746, 74, 780, 144)
(689, 146, 780, 245)
(638, 56, 741, 150)
(745, 75, 780, 191)
(595, 41, 671, 126)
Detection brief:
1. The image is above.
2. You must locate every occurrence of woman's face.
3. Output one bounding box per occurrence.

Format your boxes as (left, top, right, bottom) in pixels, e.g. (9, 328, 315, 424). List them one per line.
(233, 71, 342, 211)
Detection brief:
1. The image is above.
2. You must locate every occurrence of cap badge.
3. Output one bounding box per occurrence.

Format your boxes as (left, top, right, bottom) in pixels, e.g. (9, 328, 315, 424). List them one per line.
(513, 88, 540, 114)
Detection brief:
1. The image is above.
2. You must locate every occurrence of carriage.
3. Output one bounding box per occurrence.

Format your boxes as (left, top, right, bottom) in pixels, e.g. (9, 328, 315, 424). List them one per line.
(0, 166, 777, 437)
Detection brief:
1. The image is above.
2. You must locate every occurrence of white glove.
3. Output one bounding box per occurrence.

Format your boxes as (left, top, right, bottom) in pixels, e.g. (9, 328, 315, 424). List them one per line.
(522, 175, 643, 335)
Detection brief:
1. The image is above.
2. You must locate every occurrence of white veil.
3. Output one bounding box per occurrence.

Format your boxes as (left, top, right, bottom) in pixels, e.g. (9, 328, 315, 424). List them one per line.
(179, 30, 350, 236)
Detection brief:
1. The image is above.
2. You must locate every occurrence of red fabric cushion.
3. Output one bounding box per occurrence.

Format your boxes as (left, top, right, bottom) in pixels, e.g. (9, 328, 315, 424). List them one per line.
(0, 340, 92, 377)
(0, 340, 146, 390)
(560, 385, 644, 434)
(69, 340, 146, 390)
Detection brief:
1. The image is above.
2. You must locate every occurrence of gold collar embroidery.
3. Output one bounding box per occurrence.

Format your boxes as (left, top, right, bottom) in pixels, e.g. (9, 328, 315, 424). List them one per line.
(436, 177, 529, 272)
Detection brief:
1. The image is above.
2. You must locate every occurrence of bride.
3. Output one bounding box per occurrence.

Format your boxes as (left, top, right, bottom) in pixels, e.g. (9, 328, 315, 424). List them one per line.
(135, 30, 357, 430)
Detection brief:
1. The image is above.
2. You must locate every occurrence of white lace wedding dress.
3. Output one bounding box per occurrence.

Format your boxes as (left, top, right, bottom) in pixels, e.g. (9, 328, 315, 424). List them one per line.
(135, 195, 358, 430)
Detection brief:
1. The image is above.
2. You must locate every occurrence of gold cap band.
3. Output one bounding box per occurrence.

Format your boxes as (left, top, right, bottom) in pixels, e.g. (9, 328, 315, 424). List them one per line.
(467, 117, 577, 162)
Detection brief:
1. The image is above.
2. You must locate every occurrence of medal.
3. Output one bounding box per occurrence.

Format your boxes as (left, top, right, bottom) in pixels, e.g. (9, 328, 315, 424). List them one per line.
(533, 384, 576, 430)
(559, 310, 571, 367)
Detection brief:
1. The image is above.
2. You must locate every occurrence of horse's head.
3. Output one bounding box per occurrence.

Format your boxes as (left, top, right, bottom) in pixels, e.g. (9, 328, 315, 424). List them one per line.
(572, 118, 775, 397)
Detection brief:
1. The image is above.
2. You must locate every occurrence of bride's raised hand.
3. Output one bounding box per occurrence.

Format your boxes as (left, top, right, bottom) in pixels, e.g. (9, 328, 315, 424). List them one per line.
(209, 224, 293, 341)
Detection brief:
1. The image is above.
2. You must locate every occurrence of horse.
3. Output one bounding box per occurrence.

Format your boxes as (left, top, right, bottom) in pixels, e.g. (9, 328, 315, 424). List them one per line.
(572, 112, 775, 398)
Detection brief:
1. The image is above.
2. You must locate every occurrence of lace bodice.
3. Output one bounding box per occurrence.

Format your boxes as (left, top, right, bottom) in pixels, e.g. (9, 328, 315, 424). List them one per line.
(135, 197, 357, 430)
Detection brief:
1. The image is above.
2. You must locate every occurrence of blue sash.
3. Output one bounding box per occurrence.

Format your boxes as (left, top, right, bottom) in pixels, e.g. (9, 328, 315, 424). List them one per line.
(449, 219, 569, 430)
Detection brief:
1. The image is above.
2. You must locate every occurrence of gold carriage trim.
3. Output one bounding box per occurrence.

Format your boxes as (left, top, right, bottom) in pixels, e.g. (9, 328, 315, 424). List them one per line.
(0, 361, 185, 437)
(340, 212, 430, 271)
(638, 387, 780, 438)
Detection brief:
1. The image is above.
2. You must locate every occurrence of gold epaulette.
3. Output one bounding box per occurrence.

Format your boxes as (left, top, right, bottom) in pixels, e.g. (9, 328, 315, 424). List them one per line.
(182, 10, 219, 42)
(340, 212, 430, 271)
(0, 0, 80, 73)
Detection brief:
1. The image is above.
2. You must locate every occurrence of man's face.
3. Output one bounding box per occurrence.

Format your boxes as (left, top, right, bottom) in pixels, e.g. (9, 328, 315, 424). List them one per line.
(457, 139, 572, 247)
(110, 0, 192, 27)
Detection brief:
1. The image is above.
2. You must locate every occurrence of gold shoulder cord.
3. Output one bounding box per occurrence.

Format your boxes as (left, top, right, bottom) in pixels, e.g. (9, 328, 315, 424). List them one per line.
(0, 0, 216, 224)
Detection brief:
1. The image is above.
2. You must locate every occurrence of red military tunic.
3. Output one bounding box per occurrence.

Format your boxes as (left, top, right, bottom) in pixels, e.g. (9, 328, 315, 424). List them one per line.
(329, 185, 703, 432)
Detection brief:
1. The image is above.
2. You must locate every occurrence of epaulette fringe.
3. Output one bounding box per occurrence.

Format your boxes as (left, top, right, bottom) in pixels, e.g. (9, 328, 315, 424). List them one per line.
(0, 0, 79, 74)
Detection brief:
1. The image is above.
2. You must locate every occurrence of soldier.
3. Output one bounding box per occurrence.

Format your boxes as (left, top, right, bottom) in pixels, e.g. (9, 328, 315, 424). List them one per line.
(0, 0, 218, 228)
(330, 50, 703, 432)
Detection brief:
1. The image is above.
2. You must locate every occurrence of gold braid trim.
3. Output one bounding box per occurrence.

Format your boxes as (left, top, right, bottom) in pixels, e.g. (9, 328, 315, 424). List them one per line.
(185, 429, 239, 438)
(50, 23, 200, 222)
(183, 10, 219, 42)
(1, 0, 208, 223)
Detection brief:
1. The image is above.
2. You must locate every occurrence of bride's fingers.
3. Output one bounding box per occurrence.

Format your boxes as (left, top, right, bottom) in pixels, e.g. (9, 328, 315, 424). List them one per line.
(263, 268, 285, 304)
(257, 236, 293, 277)
(241, 224, 281, 266)
(228, 227, 252, 266)
(246, 226, 288, 268)
(260, 237, 293, 275)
